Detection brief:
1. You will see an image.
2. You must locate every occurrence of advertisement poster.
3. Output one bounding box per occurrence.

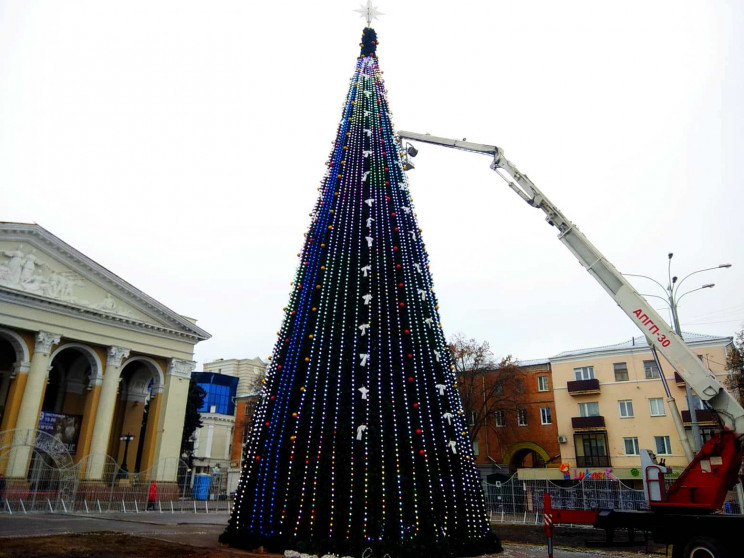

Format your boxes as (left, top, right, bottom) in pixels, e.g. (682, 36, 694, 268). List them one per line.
(38, 411, 82, 455)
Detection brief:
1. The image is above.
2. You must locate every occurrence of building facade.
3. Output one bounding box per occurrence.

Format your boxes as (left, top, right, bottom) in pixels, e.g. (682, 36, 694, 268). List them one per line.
(190, 371, 239, 479)
(201, 357, 265, 495)
(551, 333, 734, 480)
(465, 359, 561, 481)
(0, 223, 210, 485)
(203, 357, 265, 396)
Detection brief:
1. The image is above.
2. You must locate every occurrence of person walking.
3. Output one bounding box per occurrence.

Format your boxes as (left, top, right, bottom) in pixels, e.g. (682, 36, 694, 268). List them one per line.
(147, 481, 158, 511)
(0, 473, 6, 507)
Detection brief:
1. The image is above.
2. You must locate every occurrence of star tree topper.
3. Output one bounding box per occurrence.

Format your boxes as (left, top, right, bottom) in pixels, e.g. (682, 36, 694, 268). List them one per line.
(355, 0, 383, 27)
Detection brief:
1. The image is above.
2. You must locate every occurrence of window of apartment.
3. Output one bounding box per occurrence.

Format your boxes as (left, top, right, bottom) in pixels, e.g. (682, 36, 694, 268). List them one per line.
(574, 366, 595, 381)
(514, 378, 526, 393)
(574, 432, 610, 468)
(644, 360, 661, 379)
(472, 439, 480, 456)
(537, 375, 549, 392)
(690, 393, 704, 410)
(655, 435, 672, 455)
(540, 407, 552, 425)
(624, 437, 640, 455)
(494, 410, 506, 427)
(613, 362, 629, 382)
(579, 401, 600, 417)
(618, 399, 634, 418)
(649, 398, 666, 417)
(517, 408, 528, 426)
(494, 380, 504, 395)
(468, 410, 477, 426)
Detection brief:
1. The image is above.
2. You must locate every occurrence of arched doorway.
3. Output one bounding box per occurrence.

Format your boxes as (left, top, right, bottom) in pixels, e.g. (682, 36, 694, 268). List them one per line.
(0, 328, 30, 429)
(109, 358, 163, 475)
(503, 441, 551, 474)
(42, 344, 102, 461)
(0, 336, 15, 426)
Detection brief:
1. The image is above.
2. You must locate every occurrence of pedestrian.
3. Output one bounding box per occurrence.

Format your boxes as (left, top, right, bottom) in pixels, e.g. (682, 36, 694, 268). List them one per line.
(0, 473, 6, 504)
(147, 481, 158, 511)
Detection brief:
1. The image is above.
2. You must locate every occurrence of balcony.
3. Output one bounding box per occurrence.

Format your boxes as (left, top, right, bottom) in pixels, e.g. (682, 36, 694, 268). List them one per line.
(567, 378, 600, 395)
(681, 409, 717, 424)
(576, 455, 611, 468)
(571, 415, 605, 429)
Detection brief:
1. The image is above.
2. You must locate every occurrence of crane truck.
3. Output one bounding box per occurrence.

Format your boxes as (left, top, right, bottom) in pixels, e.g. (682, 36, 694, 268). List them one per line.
(397, 131, 744, 558)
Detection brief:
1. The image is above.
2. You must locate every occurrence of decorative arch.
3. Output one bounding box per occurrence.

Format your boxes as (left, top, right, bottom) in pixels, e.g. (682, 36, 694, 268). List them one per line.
(0, 327, 31, 364)
(502, 441, 551, 470)
(120, 356, 164, 393)
(50, 343, 103, 384)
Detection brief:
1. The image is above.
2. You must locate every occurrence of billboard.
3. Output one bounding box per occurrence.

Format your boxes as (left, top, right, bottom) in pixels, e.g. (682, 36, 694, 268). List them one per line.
(38, 411, 82, 455)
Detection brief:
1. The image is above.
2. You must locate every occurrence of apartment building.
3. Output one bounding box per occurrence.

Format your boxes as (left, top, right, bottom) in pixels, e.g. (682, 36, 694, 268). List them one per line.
(551, 333, 734, 480)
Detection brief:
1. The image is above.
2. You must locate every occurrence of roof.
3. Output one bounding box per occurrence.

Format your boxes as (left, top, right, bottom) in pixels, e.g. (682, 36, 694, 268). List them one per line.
(192, 371, 239, 388)
(0, 222, 210, 341)
(515, 358, 550, 367)
(551, 332, 732, 360)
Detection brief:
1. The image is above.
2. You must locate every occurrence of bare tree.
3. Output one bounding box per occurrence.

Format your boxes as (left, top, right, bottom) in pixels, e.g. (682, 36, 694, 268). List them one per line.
(449, 333, 521, 442)
(726, 328, 744, 403)
(235, 369, 267, 447)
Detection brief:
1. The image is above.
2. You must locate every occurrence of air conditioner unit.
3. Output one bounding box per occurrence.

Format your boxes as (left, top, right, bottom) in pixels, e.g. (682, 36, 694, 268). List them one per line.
(557, 435, 568, 444)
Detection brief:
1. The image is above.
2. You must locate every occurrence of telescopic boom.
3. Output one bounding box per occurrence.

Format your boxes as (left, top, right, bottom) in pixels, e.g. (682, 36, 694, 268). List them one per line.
(397, 130, 744, 438)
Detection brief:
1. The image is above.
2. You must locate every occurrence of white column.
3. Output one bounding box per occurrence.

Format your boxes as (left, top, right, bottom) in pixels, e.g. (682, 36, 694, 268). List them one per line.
(153, 358, 194, 481)
(86, 346, 130, 480)
(224, 427, 232, 460)
(205, 424, 214, 458)
(7, 331, 60, 478)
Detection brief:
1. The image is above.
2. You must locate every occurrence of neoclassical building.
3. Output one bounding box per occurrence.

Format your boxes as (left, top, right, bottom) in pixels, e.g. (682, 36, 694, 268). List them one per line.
(0, 223, 210, 483)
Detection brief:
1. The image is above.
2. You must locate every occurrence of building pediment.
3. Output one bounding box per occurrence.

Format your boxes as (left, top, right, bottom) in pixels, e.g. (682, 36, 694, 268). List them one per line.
(0, 223, 210, 341)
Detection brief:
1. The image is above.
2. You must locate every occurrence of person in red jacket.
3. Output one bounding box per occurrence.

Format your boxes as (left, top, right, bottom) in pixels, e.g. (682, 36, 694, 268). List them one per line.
(147, 481, 158, 511)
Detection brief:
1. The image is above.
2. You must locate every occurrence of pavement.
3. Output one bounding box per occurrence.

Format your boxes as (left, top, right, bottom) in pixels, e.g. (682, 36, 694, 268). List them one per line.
(0, 512, 662, 557)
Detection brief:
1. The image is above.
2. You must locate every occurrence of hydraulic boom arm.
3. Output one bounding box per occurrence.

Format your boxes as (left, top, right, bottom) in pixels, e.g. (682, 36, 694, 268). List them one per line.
(398, 131, 744, 438)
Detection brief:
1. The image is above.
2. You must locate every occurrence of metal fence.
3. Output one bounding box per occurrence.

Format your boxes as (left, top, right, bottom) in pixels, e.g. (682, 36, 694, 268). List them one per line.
(0, 449, 231, 515)
(483, 475, 742, 524)
(1, 450, 741, 519)
(483, 476, 647, 524)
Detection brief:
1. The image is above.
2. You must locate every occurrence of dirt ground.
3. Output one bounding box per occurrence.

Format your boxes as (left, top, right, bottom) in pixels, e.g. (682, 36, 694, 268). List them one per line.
(0, 525, 668, 557)
(493, 524, 667, 555)
(0, 532, 249, 558)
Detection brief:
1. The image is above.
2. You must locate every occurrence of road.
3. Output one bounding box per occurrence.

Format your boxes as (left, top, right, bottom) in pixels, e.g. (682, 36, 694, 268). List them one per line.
(0, 512, 661, 557)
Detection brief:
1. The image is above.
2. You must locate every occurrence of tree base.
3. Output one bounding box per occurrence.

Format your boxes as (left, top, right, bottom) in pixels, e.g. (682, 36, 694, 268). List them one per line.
(219, 527, 502, 557)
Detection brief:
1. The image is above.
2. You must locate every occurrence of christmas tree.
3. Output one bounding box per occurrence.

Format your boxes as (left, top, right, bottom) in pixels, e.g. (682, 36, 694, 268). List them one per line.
(221, 25, 501, 558)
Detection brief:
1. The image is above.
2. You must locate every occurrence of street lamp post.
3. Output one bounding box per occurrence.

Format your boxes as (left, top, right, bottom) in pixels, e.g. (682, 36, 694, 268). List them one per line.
(119, 433, 135, 477)
(625, 253, 731, 453)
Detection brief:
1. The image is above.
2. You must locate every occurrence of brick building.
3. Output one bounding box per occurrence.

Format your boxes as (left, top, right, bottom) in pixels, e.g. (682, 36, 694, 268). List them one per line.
(463, 358, 561, 481)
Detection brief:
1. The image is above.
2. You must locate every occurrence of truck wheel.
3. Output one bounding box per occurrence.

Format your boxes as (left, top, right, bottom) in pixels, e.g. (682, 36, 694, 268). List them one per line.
(683, 536, 726, 558)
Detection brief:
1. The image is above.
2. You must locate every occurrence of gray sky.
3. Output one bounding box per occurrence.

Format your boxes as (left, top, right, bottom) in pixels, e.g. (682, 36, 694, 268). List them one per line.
(2, 1, 743, 368)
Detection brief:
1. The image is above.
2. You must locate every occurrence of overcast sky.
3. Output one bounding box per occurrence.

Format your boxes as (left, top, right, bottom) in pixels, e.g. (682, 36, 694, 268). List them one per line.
(2, 1, 743, 368)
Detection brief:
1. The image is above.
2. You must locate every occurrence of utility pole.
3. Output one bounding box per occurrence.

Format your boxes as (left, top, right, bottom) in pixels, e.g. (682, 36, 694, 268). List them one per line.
(625, 253, 731, 453)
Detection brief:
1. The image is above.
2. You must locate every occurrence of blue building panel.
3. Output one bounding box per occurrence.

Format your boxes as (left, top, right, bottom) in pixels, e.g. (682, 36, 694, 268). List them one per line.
(192, 372, 239, 416)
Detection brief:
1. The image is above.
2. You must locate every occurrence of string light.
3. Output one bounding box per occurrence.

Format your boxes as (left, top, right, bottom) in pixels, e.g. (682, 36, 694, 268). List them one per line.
(222, 27, 497, 557)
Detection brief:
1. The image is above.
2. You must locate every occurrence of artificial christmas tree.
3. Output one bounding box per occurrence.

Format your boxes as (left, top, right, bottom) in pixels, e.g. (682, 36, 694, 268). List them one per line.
(221, 26, 501, 558)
